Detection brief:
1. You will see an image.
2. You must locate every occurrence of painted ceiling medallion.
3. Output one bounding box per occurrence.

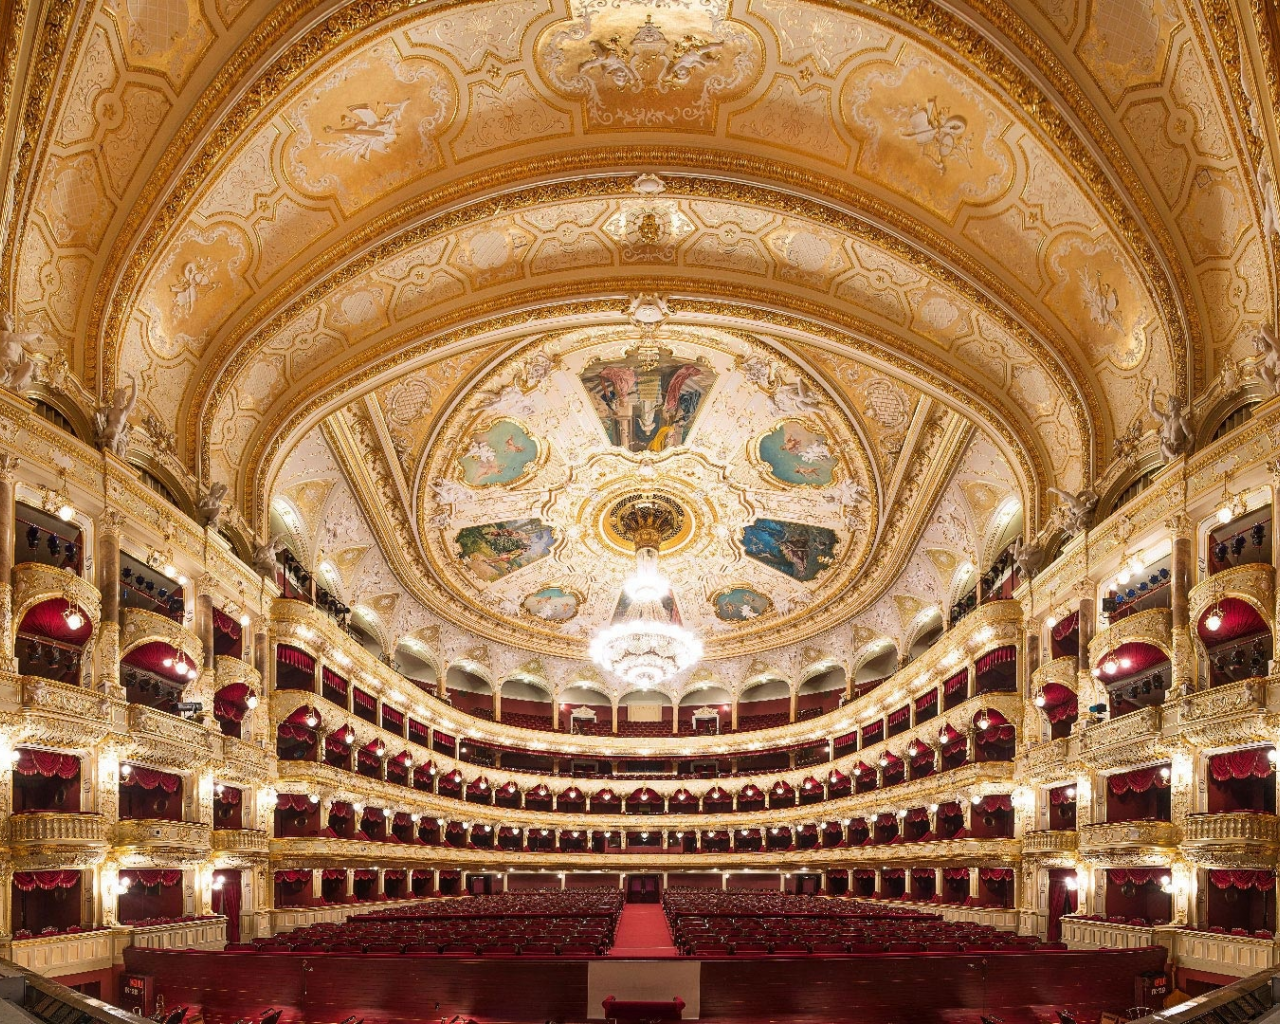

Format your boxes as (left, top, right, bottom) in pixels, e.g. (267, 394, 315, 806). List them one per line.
(418, 325, 877, 651)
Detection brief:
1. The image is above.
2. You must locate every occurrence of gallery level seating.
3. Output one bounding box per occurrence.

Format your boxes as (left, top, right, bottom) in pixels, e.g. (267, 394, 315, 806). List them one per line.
(229, 889, 624, 956)
(662, 890, 1063, 956)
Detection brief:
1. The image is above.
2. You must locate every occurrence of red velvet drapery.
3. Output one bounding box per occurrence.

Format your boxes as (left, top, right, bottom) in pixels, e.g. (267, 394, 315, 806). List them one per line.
(1209, 748, 1274, 781)
(943, 670, 968, 695)
(122, 766, 180, 792)
(1052, 611, 1079, 641)
(943, 868, 969, 880)
(276, 793, 312, 812)
(887, 705, 910, 726)
(13, 870, 79, 890)
(15, 749, 78, 778)
(1049, 785, 1076, 805)
(1108, 765, 1171, 794)
(976, 795, 1013, 813)
(277, 646, 315, 672)
(975, 646, 1016, 674)
(275, 870, 310, 884)
(1108, 868, 1163, 886)
(1209, 870, 1276, 891)
(979, 868, 1013, 881)
(1198, 599, 1267, 645)
(124, 870, 181, 887)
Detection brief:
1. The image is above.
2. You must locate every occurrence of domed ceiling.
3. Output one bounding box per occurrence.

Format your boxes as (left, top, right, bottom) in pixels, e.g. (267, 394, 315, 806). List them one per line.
(1, 0, 1276, 687)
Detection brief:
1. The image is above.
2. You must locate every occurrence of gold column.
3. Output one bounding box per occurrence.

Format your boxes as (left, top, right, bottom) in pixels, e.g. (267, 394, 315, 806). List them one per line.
(1167, 511, 1194, 695)
(97, 510, 124, 698)
(0, 455, 17, 673)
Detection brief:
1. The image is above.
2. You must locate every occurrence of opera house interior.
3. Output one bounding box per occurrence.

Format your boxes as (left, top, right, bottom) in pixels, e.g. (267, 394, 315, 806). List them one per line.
(1, 0, 1280, 1021)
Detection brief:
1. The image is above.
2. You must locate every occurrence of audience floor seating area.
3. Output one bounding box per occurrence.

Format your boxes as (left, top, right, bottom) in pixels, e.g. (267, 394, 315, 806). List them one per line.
(662, 889, 1067, 956)
(229, 889, 623, 956)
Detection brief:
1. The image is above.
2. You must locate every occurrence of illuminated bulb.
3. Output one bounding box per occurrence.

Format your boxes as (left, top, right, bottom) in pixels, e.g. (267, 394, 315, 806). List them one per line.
(1116, 567, 1132, 586)
(1103, 659, 1118, 676)
(878, 756, 888, 767)
(977, 716, 990, 730)
(214, 783, 225, 796)
(383, 808, 391, 817)
(308, 794, 319, 804)
(162, 656, 174, 668)
(120, 763, 132, 777)
(1045, 614, 1057, 629)
(245, 695, 258, 709)
(1064, 878, 1078, 892)
(62, 606, 84, 631)
(376, 743, 385, 756)
(305, 714, 318, 727)
(1159, 766, 1171, 780)
(239, 613, 251, 626)
(1065, 787, 1076, 798)
(212, 876, 225, 891)
(479, 781, 487, 790)
(928, 804, 938, 813)
(1268, 749, 1278, 764)
(353, 802, 364, 812)
(971, 795, 982, 805)
(1033, 693, 1046, 707)
(1217, 505, 1233, 525)
(1205, 608, 1223, 632)
(57, 502, 75, 523)
(1119, 657, 1132, 670)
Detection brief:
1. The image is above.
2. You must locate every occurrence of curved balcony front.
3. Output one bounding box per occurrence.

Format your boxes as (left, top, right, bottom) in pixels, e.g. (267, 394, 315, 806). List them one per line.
(8, 811, 110, 867)
(112, 819, 213, 863)
(1189, 562, 1274, 632)
(1030, 657, 1078, 695)
(119, 606, 203, 666)
(1088, 608, 1172, 666)
(125, 703, 221, 769)
(1181, 812, 1280, 868)
(1021, 830, 1078, 856)
(1077, 820, 1179, 860)
(270, 597, 1025, 760)
(11, 562, 102, 631)
(211, 828, 271, 858)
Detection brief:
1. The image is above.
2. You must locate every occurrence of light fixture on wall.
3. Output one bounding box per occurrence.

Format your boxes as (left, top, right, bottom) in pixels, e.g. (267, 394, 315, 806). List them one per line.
(1216, 472, 1247, 525)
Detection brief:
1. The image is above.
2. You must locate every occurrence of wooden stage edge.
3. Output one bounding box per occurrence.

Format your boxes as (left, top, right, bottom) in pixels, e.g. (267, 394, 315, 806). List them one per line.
(123, 946, 1170, 1024)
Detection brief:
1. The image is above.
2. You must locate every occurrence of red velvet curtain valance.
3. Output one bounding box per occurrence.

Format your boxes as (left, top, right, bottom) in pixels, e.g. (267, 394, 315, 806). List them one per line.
(384, 870, 406, 881)
(321, 869, 346, 881)
(353, 870, 377, 882)
(125, 870, 181, 887)
(216, 786, 240, 805)
(977, 723, 1016, 744)
(1049, 785, 1076, 805)
(278, 722, 316, 742)
(1108, 765, 1171, 794)
(875, 813, 898, 826)
(912, 748, 935, 768)
(975, 646, 1016, 675)
(122, 766, 179, 792)
(1108, 869, 1162, 886)
(13, 870, 79, 891)
(212, 608, 241, 640)
(382, 706, 404, 727)
(353, 688, 376, 710)
(1047, 695, 1079, 724)
(912, 868, 935, 879)
(827, 869, 848, 880)
(276, 794, 312, 812)
(1210, 870, 1275, 891)
(1210, 748, 1274, 781)
(943, 868, 969, 880)
(914, 691, 938, 711)
(861, 722, 883, 742)
(327, 801, 352, 818)
(1052, 611, 1079, 641)
(906, 807, 929, 821)
(943, 670, 968, 695)
(979, 868, 1013, 881)
(882, 868, 904, 879)
(325, 732, 350, 755)
(276, 645, 314, 672)
(275, 870, 309, 884)
(853, 869, 876, 879)
(977, 795, 1013, 813)
(887, 705, 910, 726)
(16, 748, 78, 778)
(412, 870, 432, 880)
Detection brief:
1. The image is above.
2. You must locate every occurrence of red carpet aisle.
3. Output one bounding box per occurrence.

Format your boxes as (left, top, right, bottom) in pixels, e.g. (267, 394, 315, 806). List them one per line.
(610, 904, 680, 957)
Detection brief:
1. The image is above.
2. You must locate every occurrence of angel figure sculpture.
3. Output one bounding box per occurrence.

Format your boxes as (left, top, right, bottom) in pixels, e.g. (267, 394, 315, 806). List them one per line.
(197, 481, 229, 529)
(1254, 322, 1280, 396)
(1047, 486, 1098, 537)
(1147, 379, 1193, 463)
(252, 534, 286, 578)
(95, 374, 137, 457)
(1011, 535, 1044, 580)
(0, 310, 41, 393)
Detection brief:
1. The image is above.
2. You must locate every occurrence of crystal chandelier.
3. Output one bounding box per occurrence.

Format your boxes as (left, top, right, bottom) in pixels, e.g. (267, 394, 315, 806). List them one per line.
(590, 495, 702, 688)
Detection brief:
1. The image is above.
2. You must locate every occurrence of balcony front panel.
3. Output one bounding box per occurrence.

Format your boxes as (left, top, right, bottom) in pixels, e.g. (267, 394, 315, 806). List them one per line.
(1021, 830, 1079, 855)
(1060, 917, 1156, 951)
(12, 562, 102, 630)
(9, 929, 115, 979)
(1173, 929, 1279, 979)
(119, 607, 203, 665)
(112, 819, 213, 862)
(1077, 820, 1179, 857)
(1088, 608, 1172, 664)
(8, 811, 110, 866)
(1173, 679, 1276, 748)
(1078, 706, 1167, 769)
(20, 677, 122, 745)
(1181, 812, 1280, 867)
(1189, 563, 1274, 630)
(211, 828, 271, 857)
(128, 918, 227, 951)
(125, 704, 221, 769)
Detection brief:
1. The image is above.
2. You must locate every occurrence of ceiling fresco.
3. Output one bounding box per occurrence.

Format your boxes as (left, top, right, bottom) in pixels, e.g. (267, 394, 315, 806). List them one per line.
(0, 0, 1276, 689)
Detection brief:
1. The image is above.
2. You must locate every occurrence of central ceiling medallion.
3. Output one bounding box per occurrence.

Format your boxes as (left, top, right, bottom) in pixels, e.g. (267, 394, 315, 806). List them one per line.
(591, 492, 703, 688)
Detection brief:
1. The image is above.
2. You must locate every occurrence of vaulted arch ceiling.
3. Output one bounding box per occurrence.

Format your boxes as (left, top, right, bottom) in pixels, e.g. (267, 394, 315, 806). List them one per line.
(2, 0, 1276, 672)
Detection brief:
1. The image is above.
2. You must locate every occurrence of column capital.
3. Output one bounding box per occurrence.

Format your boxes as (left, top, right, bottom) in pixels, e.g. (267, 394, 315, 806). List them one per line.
(195, 573, 219, 596)
(1163, 510, 1193, 538)
(99, 508, 126, 539)
(0, 453, 20, 483)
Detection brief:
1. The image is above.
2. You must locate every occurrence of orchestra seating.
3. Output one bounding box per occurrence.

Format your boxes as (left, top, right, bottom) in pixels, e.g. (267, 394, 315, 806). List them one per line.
(232, 889, 623, 956)
(662, 890, 1059, 955)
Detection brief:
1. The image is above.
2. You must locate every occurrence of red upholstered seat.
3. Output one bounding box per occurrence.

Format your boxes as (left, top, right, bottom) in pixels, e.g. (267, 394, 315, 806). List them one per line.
(847, 943, 887, 953)
(441, 943, 478, 955)
(924, 942, 962, 952)
(223, 943, 256, 951)
(403, 943, 438, 954)
(559, 943, 599, 955)
(885, 942, 924, 952)
(771, 942, 811, 954)
(733, 941, 769, 955)
(364, 942, 403, 953)
(481, 943, 521, 954)
(809, 941, 846, 953)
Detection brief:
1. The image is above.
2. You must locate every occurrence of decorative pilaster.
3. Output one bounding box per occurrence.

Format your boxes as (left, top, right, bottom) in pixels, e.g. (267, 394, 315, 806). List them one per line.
(0, 454, 18, 673)
(1167, 510, 1195, 695)
(97, 510, 124, 698)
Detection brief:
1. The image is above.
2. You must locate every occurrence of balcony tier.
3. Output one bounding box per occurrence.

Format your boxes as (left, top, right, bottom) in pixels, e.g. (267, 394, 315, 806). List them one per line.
(1021, 830, 1078, 855)
(8, 812, 110, 867)
(1077, 819, 1179, 858)
(211, 828, 271, 857)
(112, 819, 213, 864)
(1181, 812, 1280, 867)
